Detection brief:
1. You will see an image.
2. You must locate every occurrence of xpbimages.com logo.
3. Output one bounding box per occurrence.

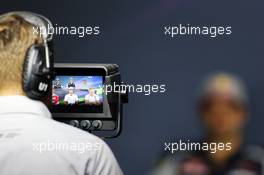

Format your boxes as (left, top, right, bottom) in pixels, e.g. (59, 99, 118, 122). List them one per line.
(32, 24, 100, 38)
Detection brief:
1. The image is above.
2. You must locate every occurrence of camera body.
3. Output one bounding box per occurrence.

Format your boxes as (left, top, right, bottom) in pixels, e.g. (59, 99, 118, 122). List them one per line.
(51, 63, 127, 138)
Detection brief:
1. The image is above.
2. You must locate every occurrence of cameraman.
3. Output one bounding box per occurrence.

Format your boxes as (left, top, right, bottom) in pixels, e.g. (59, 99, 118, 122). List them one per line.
(0, 12, 123, 175)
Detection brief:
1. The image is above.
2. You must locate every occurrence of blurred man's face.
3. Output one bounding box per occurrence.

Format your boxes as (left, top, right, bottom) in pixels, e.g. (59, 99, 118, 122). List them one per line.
(69, 90, 73, 95)
(200, 96, 246, 136)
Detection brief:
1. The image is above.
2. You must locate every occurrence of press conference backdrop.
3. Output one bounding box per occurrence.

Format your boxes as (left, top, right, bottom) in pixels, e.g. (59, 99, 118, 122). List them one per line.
(1, 0, 264, 174)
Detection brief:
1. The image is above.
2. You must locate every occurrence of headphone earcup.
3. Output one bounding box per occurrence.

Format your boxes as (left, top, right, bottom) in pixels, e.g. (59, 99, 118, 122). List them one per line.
(22, 44, 51, 99)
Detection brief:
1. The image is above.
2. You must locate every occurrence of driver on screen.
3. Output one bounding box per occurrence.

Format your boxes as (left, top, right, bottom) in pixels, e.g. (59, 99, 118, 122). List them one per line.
(64, 87, 79, 105)
(53, 78, 62, 89)
(85, 88, 100, 105)
(68, 77, 76, 88)
(52, 88, 60, 105)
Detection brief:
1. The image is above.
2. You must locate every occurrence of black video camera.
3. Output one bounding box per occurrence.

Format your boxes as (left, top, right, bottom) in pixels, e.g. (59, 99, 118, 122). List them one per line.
(50, 63, 128, 138)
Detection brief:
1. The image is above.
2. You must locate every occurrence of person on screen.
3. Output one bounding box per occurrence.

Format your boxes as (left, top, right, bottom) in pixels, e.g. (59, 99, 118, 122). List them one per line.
(53, 78, 62, 89)
(85, 88, 100, 105)
(67, 77, 76, 88)
(64, 88, 79, 105)
(0, 12, 123, 175)
(151, 73, 264, 175)
(80, 80, 88, 90)
(52, 88, 60, 105)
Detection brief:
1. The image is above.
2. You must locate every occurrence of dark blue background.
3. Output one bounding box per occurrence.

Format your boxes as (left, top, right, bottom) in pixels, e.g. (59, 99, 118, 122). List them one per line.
(2, 0, 264, 174)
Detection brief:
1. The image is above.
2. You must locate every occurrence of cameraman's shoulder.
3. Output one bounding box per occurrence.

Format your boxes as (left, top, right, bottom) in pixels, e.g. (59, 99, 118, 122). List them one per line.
(35, 117, 117, 155)
(46, 120, 123, 174)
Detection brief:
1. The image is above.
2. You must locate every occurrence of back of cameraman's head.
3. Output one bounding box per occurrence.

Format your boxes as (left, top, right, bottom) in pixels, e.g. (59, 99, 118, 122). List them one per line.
(0, 14, 41, 95)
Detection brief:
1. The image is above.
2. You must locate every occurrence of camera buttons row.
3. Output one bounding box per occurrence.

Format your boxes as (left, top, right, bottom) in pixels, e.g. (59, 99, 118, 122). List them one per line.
(69, 120, 103, 130)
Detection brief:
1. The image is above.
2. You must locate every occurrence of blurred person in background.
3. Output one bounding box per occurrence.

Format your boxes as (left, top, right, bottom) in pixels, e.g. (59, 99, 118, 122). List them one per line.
(151, 73, 264, 175)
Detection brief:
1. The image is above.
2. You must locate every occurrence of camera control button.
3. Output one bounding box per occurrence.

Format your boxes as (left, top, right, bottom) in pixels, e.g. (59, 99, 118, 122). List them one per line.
(92, 120, 103, 130)
(69, 120, 79, 127)
(80, 120, 91, 129)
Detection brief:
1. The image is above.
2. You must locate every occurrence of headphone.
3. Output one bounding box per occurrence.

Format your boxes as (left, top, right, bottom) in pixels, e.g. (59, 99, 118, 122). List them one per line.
(0, 11, 54, 99)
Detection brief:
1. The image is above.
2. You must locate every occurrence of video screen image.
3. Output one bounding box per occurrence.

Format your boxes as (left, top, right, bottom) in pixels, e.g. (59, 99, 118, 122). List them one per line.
(52, 76, 104, 113)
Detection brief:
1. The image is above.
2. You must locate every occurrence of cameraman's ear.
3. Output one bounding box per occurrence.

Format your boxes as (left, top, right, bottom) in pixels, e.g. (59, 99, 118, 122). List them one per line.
(0, 26, 7, 32)
(0, 27, 12, 47)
